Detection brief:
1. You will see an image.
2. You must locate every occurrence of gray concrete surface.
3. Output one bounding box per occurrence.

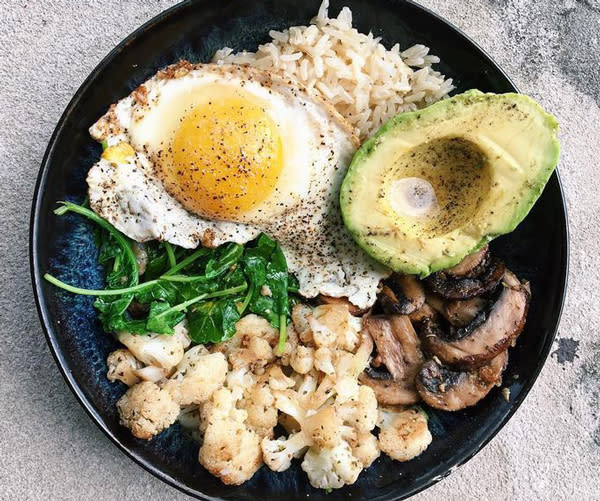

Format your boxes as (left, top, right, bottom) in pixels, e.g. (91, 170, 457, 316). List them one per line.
(0, 0, 598, 499)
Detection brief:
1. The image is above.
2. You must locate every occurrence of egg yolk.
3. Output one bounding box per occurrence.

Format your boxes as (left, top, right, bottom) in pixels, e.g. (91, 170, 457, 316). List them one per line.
(160, 96, 283, 220)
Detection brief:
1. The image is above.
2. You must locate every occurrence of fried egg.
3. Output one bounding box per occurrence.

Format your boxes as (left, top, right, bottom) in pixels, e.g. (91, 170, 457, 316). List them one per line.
(88, 62, 387, 308)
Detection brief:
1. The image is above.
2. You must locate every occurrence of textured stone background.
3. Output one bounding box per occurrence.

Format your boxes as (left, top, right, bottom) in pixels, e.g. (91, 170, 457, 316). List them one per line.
(1, 1, 598, 500)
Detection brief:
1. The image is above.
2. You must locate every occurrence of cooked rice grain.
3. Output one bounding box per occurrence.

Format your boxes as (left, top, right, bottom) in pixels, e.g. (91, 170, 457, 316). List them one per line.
(212, 0, 454, 140)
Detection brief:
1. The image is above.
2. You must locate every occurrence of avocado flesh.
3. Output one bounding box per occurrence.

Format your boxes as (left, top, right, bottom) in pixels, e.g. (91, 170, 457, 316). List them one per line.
(340, 90, 560, 276)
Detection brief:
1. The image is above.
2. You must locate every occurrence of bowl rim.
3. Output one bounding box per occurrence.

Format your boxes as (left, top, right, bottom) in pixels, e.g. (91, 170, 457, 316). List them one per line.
(29, 0, 569, 499)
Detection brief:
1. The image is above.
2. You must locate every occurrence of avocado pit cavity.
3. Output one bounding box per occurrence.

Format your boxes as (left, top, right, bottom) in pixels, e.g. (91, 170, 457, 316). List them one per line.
(387, 137, 492, 238)
(390, 177, 438, 218)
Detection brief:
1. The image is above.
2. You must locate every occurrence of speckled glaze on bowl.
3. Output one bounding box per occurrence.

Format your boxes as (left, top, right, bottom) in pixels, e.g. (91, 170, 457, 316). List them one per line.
(30, 1, 568, 500)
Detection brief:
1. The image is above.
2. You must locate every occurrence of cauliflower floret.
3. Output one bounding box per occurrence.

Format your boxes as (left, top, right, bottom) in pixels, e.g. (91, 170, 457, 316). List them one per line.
(240, 380, 278, 438)
(262, 396, 344, 473)
(265, 365, 296, 391)
(235, 314, 279, 344)
(342, 315, 362, 352)
(277, 324, 298, 366)
(116, 381, 179, 440)
(107, 349, 142, 386)
(215, 314, 278, 371)
(314, 347, 335, 375)
(309, 315, 337, 348)
(134, 365, 169, 383)
(308, 376, 336, 409)
(164, 345, 227, 405)
(378, 407, 432, 462)
(333, 331, 373, 378)
(310, 304, 356, 350)
(278, 372, 317, 433)
(341, 427, 380, 468)
(295, 371, 318, 402)
(215, 314, 278, 354)
(263, 367, 375, 489)
(301, 441, 362, 490)
(290, 345, 314, 374)
(261, 431, 310, 472)
(292, 304, 313, 344)
(228, 335, 275, 371)
(274, 379, 336, 422)
(351, 433, 380, 468)
(117, 321, 190, 370)
(271, 386, 345, 443)
(334, 375, 360, 403)
(292, 303, 362, 352)
(336, 385, 378, 433)
(199, 388, 262, 485)
(226, 366, 256, 400)
(304, 407, 342, 448)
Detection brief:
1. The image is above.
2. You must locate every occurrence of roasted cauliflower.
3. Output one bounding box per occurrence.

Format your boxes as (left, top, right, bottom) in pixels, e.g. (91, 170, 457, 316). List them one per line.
(164, 345, 227, 405)
(301, 441, 362, 490)
(117, 321, 190, 370)
(106, 348, 142, 386)
(377, 407, 432, 462)
(116, 381, 179, 440)
(261, 343, 379, 491)
(199, 388, 263, 485)
(240, 380, 278, 438)
(214, 314, 278, 370)
(109, 299, 417, 491)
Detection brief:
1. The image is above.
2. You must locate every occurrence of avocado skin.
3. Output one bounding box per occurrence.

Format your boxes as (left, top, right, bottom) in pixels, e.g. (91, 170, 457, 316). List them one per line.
(340, 90, 560, 277)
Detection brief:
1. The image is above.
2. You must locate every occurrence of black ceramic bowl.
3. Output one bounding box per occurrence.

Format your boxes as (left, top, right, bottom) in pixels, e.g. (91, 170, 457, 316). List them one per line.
(30, 1, 568, 499)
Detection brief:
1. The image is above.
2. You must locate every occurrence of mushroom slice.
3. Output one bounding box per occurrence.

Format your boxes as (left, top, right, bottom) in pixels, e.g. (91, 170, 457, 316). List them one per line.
(363, 316, 405, 380)
(444, 297, 488, 327)
(425, 257, 505, 300)
(389, 316, 424, 377)
(359, 315, 424, 405)
(408, 303, 438, 324)
(379, 275, 426, 315)
(317, 295, 366, 316)
(424, 291, 446, 316)
(416, 351, 508, 411)
(445, 245, 489, 278)
(420, 270, 530, 370)
(359, 368, 420, 405)
(426, 294, 487, 327)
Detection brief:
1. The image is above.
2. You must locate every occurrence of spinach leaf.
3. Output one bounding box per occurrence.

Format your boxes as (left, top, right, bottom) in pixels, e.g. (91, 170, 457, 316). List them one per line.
(145, 301, 186, 334)
(134, 281, 179, 304)
(162, 247, 210, 277)
(55, 202, 139, 286)
(46, 203, 297, 345)
(144, 242, 169, 280)
(241, 254, 267, 314)
(239, 233, 290, 350)
(247, 295, 279, 326)
(221, 265, 246, 289)
(266, 241, 289, 318)
(187, 299, 241, 344)
(204, 242, 244, 279)
(145, 283, 247, 335)
(97, 232, 122, 265)
(94, 295, 146, 334)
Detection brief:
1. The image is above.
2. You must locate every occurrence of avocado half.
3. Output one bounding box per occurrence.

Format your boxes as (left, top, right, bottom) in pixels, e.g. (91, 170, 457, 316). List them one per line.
(340, 90, 560, 277)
